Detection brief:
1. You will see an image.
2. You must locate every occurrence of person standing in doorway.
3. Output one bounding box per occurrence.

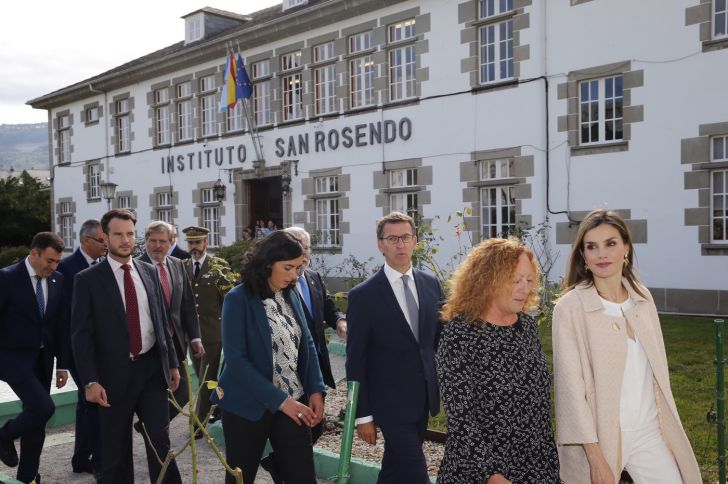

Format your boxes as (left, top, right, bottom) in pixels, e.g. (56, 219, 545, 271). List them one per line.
(345, 212, 445, 483)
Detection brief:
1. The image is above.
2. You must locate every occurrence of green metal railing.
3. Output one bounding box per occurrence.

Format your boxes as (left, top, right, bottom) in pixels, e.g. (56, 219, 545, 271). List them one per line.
(716, 318, 726, 484)
(336, 380, 360, 484)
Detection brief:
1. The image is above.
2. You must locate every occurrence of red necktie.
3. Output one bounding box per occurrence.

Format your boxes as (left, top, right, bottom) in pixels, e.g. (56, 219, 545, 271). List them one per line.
(158, 262, 171, 306)
(121, 264, 142, 357)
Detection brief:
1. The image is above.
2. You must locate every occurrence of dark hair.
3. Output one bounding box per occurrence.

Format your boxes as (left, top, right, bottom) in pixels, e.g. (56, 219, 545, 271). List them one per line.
(30, 232, 64, 253)
(376, 211, 416, 240)
(241, 231, 303, 298)
(78, 219, 101, 238)
(562, 209, 646, 298)
(100, 209, 137, 234)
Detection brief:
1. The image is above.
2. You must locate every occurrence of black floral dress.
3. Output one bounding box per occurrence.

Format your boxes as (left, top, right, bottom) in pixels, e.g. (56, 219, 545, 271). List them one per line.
(436, 313, 559, 484)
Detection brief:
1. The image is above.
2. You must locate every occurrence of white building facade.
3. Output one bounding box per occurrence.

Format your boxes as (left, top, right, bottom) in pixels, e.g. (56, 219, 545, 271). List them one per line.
(29, 0, 728, 314)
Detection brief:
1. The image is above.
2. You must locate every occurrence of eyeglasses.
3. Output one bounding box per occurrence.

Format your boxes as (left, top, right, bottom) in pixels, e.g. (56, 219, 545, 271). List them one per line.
(85, 236, 105, 245)
(380, 234, 415, 245)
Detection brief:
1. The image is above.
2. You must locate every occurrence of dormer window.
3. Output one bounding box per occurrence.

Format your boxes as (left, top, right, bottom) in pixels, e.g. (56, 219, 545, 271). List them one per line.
(185, 13, 203, 44)
(282, 0, 308, 12)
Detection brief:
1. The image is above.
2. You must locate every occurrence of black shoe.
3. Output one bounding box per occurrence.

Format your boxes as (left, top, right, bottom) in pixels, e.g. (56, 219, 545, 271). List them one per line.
(194, 429, 204, 440)
(133, 420, 143, 434)
(0, 434, 18, 467)
(260, 454, 283, 484)
(72, 459, 94, 474)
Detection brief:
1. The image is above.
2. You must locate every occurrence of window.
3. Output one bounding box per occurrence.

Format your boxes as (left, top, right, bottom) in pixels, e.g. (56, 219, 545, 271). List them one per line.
(176, 81, 192, 98)
(156, 192, 173, 223)
(314, 65, 337, 115)
(60, 201, 73, 248)
(202, 187, 216, 204)
(202, 206, 220, 247)
(117, 195, 131, 209)
(579, 75, 624, 144)
(176, 82, 193, 141)
(85, 106, 99, 123)
(391, 193, 418, 219)
(115, 99, 130, 152)
(479, 20, 513, 84)
(282, 73, 303, 121)
(388, 18, 416, 42)
(390, 168, 418, 187)
(315, 175, 340, 247)
(479, 157, 515, 238)
(389, 45, 416, 101)
(349, 31, 372, 53)
(313, 42, 335, 63)
(200, 75, 217, 137)
(87, 164, 101, 200)
(349, 31, 375, 109)
(58, 114, 70, 163)
(716, 0, 728, 39)
(251, 60, 272, 125)
(226, 101, 245, 132)
(280, 52, 302, 71)
(712, 135, 728, 241)
(316, 199, 340, 247)
(154, 88, 170, 145)
(480, 0, 513, 18)
(186, 16, 202, 43)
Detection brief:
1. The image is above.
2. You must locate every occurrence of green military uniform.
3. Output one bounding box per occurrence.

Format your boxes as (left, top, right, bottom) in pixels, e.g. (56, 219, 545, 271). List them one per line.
(182, 227, 230, 421)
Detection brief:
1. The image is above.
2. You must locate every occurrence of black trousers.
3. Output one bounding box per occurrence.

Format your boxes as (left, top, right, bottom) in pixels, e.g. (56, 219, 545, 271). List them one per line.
(98, 347, 181, 484)
(221, 408, 317, 484)
(69, 364, 102, 471)
(0, 349, 54, 483)
(377, 413, 429, 484)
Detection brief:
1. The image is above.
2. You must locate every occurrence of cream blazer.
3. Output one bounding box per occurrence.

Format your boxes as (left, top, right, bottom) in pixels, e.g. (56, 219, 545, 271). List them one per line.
(552, 280, 701, 484)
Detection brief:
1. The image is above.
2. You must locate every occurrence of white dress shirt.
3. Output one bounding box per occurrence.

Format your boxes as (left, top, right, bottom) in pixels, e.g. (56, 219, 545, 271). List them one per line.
(79, 247, 100, 266)
(107, 257, 156, 355)
(25, 257, 47, 313)
(355, 262, 418, 426)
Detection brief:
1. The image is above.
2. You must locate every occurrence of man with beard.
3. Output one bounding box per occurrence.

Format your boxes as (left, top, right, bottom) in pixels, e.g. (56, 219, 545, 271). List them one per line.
(71, 209, 182, 483)
(57, 219, 107, 477)
(182, 226, 230, 428)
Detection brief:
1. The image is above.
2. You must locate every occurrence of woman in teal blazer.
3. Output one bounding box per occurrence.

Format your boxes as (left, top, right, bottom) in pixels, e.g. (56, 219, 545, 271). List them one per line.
(212, 231, 325, 484)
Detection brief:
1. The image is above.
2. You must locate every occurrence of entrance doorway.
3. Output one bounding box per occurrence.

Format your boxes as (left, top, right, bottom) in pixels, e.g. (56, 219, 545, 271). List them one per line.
(247, 176, 283, 233)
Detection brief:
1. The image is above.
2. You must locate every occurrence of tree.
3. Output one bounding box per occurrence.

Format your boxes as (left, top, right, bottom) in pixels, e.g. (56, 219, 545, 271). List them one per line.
(0, 171, 50, 247)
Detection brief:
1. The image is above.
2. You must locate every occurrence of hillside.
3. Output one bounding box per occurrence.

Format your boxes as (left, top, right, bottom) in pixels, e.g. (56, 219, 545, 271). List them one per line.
(0, 123, 49, 171)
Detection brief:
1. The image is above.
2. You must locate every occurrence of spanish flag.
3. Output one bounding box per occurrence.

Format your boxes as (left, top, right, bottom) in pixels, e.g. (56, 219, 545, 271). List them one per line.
(219, 50, 238, 112)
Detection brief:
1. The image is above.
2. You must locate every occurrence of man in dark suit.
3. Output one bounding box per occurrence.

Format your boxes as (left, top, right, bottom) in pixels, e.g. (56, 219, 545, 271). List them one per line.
(167, 226, 190, 260)
(71, 209, 182, 484)
(345, 212, 444, 483)
(256, 227, 348, 482)
(0, 232, 70, 484)
(57, 218, 107, 476)
(137, 220, 204, 420)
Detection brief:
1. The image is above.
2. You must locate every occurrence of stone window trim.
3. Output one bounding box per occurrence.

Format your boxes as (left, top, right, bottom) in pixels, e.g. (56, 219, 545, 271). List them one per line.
(459, 146, 534, 244)
(681, 121, 728, 255)
(373, 159, 432, 217)
(685, 0, 728, 53)
(55, 197, 77, 252)
(557, 60, 644, 156)
(458, 0, 531, 89)
(112, 190, 138, 211)
(82, 102, 101, 126)
(193, 181, 227, 244)
(296, 167, 351, 253)
(82, 162, 104, 204)
(149, 186, 179, 222)
(54, 109, 73, 165)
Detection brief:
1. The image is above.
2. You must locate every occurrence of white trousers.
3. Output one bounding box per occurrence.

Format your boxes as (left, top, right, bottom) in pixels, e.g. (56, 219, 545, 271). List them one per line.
(622, 422, 682, 484)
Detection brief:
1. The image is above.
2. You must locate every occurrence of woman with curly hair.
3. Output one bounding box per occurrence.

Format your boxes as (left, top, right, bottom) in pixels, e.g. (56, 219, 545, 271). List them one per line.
(553, 209, 700, 483)
(211, 230, 326, 484)
(436, 238, 559, 484)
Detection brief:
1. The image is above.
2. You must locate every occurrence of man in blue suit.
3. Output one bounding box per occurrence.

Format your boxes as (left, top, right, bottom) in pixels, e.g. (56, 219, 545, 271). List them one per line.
(71, 209, 182, 484)
(57, 219, 107, 476)
(0, 232, 70, 483)
(345, 212, 444, 483)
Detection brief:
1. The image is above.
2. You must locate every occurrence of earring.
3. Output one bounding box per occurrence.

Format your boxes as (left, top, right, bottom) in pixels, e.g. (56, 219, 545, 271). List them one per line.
(585, 264, 590, 272)
(623, 254, 629, 266)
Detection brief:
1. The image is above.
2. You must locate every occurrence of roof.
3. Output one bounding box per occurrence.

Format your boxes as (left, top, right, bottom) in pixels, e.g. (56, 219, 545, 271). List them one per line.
(181, 6, 252, 21)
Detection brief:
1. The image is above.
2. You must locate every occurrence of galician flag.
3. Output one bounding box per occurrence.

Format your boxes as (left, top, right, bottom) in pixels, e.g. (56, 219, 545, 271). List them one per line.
(219, 50, 238, 112)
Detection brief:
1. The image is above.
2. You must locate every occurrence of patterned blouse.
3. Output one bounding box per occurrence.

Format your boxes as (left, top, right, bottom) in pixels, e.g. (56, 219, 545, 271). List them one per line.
(436, 313, 559, 484)
(263, 290, 303, 401)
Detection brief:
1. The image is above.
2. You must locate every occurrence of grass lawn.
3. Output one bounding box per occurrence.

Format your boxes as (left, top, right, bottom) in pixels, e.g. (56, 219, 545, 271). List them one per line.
(428, 315, 720, 482)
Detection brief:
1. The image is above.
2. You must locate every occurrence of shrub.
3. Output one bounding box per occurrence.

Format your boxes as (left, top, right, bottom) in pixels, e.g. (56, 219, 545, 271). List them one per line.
(0, 246, 29, 268)
(214, 239, 255, 273)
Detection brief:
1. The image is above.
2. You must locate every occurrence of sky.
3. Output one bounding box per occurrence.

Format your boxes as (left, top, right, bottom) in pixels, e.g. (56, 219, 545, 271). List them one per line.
(0, 0, 281, 124)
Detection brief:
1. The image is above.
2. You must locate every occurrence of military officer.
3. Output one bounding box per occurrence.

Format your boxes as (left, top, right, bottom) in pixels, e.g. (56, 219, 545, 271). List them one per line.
(182, 226, 230, 429)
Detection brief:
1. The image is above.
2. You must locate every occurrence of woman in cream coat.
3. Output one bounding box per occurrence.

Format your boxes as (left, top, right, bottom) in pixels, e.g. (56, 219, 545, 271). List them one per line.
(553, 209, 701, 484)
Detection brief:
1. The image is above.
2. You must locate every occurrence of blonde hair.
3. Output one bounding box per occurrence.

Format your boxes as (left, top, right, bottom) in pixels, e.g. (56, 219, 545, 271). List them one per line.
(441, 237, 541, 322)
